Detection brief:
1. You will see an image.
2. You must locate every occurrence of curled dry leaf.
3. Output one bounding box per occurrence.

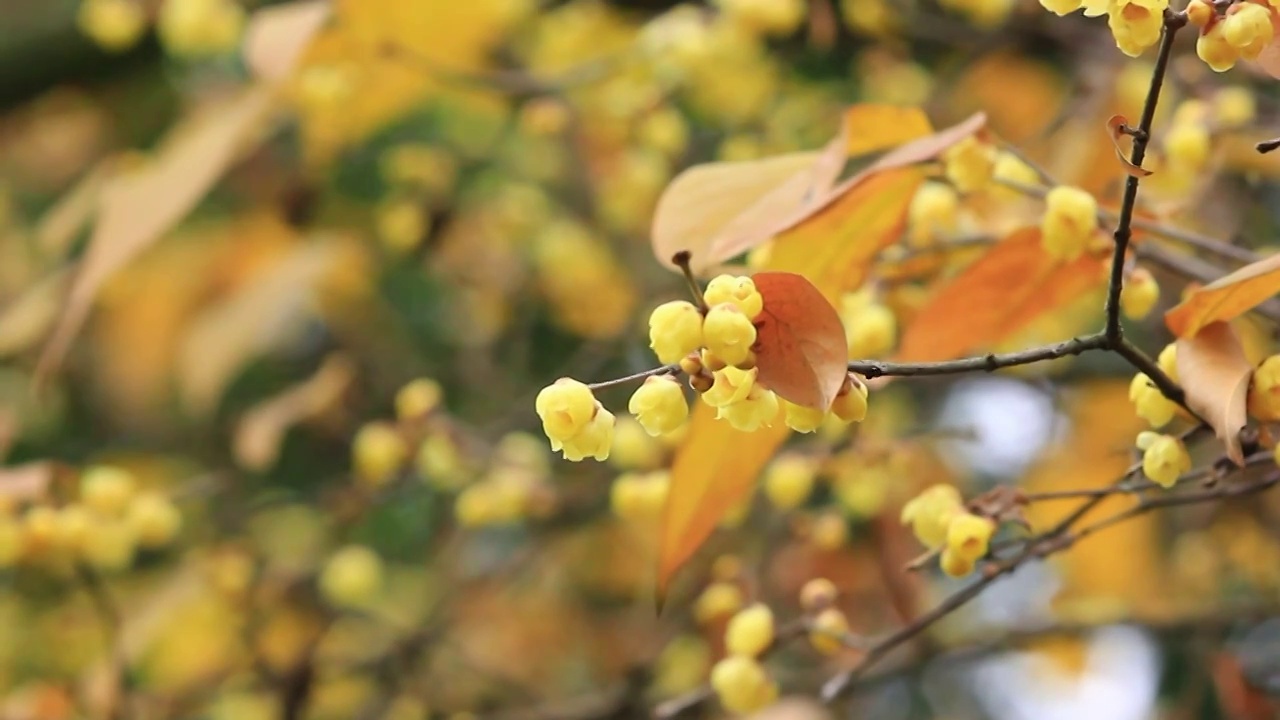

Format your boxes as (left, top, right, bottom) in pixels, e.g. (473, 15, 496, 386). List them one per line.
(1165, 252, 1280, 338)
(234, 354, 355, 471)
(1106, 115, 1153, 178)
(243, 0, 333, 83)
(898, 228, 1107, 362)
(751, 272, 848, 410)
(35, 87, 277, 387)
(1176, 321, 1252, 465)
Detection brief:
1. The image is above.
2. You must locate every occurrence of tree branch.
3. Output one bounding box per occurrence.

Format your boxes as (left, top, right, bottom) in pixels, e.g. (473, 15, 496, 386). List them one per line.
(847, 334, 1108, 379)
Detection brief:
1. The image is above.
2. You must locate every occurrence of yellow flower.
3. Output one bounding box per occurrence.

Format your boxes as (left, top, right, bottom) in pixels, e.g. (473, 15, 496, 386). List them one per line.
(1041, 185, 1098, 261)
(629, 375, 690, 436)
(704, 275, 764, 319)
(900, 484, 963, 548)
(649, 300, 705, 364)
(536, 378, 598, 442)
(703, 303, 758, 367)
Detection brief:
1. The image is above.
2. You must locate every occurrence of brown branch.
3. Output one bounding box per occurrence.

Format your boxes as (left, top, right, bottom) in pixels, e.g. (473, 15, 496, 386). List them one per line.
(1104, 12, 1185, 343)
(586, 364, 679, 391)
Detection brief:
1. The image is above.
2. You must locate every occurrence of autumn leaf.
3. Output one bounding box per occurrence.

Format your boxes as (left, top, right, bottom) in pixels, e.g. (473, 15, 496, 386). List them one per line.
(243, 0, 333, 83)
(751, 272, 848, 410)
(1165, 252, 1280, 338)
(35, 86, 277, 386)
(658, 403, 790, 599)
(842, 105, 934, 158)
(234, 354, 355, 471)
(898, 227, 1108, 362)
(1176, 321, 1252, 465)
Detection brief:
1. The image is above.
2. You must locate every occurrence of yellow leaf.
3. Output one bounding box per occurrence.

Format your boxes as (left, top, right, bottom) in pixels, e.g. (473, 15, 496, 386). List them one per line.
(34, 159, 114, 260)
(233, 354, 355, 471)
(658, 403, 790, 598)
(898, 228, 1107, 362)
(842, 104, 934, 157)
(36, 86, 277, 386)
(243, 0, 332, 83)
(1176, 322, 1252, 465)
(1165, 252, 1280, 338)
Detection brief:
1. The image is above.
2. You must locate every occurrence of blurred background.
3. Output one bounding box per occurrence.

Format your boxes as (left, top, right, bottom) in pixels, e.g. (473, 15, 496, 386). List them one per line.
(1, 0, 1280, 719)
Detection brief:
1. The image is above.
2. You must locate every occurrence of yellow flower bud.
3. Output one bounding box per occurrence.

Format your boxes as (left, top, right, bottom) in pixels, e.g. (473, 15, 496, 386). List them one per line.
(908, 182, 959, 245)
(725, 603, 775, 657)
(1187, 0, 1214, 27)
(396, 378, 444, 420)
(610, 471, 670, 522)
(940, 547, 976, 577)
(649, 301, 705, 364)
(844, 303, 897, 358)
(716, 386, 780, 432)
(900, 484, 963, 548)
(629, 375, 690, 436)
(1121, 267, 1160, 320)
(763, 453, 817, 510)
(319, 545, 383, 608)
(945, 512, 996, 562)
(77, 0, 147, 53)
(703, 303, 758, 368)
(1129, 373, 1177, 428)
(1213, 86, 1256, 127)
(417, 433, 471, 491)
(1249, 355, 1280, 421)
(831, 377, 869, 423)
(1164, 122, 1212, 171)
(81, 466, 136, 517)
(558, 407, 616, 462)
(704, 275, 764, 319)
(127, 492, 182, 549)
(942, 137, 997, 193)
(353, 422, 408, 488)
(536, 378, 599, 443)
(800, 577, 839, 611)
(1109, 0, 1167, 57)
(1158, 343, 1179, 383)
(783, 400, 827, 433)
(609, 416, 664, 470)
(1142, 433, 1192, 487)
(703, 366, 758, 408)
(808, 607, 851, 655)
(710, 655, 778, 714)
(1198, 22, 1241, 72)
(1040, 0, 1084, 15)
(82, 516, 137, 572)
(1223, 2, 1274, 59)
(1041, 185, 1098, 261)
(695, 581, 745, 623)
(809, 511, 849, 549)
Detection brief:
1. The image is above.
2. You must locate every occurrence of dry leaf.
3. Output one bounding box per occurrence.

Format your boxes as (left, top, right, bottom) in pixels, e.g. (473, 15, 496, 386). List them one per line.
(658, 404, 789, 597)
(234, 354, 355, 471)
(898, 227, 1107, 362)
(1165, 252, 1280, 338)
(651, 151, 826, 274)
(751, 272, 848, 409)
(243, 0, 332, 83)
(36, 87, 277, 385)
(35, 159, 113, 259)
(0, 462, 53, 503)
(1106, 115, 1153, 178)
(177, 240, 345, 415)
(1176, 321, 1252, 465)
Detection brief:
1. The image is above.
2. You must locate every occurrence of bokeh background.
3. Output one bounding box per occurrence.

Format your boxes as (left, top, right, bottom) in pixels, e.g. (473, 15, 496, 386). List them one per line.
(2, 1, 1280, 719)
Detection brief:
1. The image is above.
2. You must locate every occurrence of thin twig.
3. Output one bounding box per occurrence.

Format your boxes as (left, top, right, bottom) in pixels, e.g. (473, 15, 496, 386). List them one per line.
(586, 364, 679, 391)
(847, 334, 1108, 379)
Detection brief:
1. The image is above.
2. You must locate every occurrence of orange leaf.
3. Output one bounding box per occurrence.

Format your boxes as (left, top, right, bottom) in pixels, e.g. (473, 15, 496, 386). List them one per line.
(1164, 252, 1280, 338)
(751, 272, 848, 410)
(658, 404, 790, 599)
(766, 168, 925, 300)
(35, 86, 277, 385)
(1176, 321, 1252, 465)
(243, 0, 332, 83)
(898, 228, 1108, 362)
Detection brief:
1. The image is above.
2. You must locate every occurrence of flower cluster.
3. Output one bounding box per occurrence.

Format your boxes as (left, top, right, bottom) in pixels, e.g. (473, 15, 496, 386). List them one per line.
(900, 484, 997, 577)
